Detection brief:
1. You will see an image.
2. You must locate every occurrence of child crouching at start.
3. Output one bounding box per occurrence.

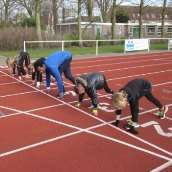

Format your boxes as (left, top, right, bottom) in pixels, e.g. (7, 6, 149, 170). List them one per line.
(112, 78, 168, 134)
(74, 72, 113, 115)
(6, 57, 17, 75)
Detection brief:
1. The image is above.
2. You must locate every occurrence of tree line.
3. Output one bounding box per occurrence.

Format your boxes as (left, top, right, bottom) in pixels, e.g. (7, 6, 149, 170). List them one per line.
(0, 0, 172, 50)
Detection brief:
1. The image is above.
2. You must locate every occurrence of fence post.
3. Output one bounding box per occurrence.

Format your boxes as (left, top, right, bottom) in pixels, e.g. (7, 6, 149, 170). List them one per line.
(62, 41, 64, 51)
(24, 41, 26, 52)
(96, 40, 98, 56)
(148, 38, 150, 52)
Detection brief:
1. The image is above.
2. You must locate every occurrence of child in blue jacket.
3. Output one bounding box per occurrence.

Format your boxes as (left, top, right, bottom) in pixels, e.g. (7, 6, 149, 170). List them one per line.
(37, 51, 75, 98)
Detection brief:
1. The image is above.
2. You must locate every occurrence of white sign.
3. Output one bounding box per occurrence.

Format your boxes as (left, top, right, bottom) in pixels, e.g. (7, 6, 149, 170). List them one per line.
(125, 39, 149, 52)
(168, 39, 172, 50)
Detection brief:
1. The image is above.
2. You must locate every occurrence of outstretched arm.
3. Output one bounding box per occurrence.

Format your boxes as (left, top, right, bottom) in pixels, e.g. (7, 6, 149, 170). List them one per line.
(45, 68, 51, 88)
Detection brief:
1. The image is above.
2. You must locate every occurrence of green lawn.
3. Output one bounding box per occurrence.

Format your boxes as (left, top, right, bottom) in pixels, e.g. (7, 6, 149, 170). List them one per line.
(150, 42, 168, 50)
(0, 42, 169, 59)
(0, 44, 124, 59)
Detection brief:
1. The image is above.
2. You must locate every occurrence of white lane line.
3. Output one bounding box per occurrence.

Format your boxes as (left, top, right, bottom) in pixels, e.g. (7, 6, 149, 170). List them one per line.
(0, 112, 21, 119)
(0, 105, 82, 131)
(0, 90, 38, 98)
(0, 81, 19, 86)
(1, 74, 172, 99)
(1, 58, 172, 87)
(72, 56, 172, 69)
(0, 130, 82, 158)
(72, 53, 172, 66)
(166, 116, 172, 121)
(85, 130, 172, 161)
(108, 69, 172, 81)
(150, 160, 172, 172)
(1, 61, 172, 158)
(1, 70, 172, 157)
(75, 61, 172, 76)
(0, 105, 171, 162)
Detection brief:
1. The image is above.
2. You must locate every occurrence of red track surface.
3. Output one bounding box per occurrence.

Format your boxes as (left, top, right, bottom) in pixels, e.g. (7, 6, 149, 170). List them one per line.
(0, 52, 172, 172)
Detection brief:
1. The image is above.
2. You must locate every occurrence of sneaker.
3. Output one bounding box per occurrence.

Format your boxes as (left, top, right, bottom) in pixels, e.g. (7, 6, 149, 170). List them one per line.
(111, 120, 120, 127)
(158, 106, 168, 119)
(57, 92, 64, 99)
(36, 82, 41, 88)
(92, 108, 98, 115)
(124, 124, 138, 134)
(75, 102, 81, 108)
(19, 76, 22, 80)
(127, 119, 140, 128)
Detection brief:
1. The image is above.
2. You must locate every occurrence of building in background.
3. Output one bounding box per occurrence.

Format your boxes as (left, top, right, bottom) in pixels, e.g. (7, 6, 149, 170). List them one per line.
(55, 5, 172, 39)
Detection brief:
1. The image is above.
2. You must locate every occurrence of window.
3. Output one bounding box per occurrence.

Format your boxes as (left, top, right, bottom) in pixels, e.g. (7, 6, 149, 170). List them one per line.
(167, 26, 172, 33)
(157, 26, 162, 35)
(151, 14, 156, 19)
(132, 13, 136, 19)
(146, 14, 149, 19)
(147, 26, 155, 35)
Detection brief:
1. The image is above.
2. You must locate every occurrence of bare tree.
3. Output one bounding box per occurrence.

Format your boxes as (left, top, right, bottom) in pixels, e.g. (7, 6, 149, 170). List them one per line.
(95, 0, 112, 22)
(35, 0, 42, 44)
(52, 0, 61, 33)
(138, 0, 144, 38)
(2, 0, 15, 24)
(161, 0, 167, 38)
(15, 0, 35, 17)
(0, 1, 3, 23)
(78, 0, 82, 45)
(111, 0, 117, 39)
(85, 0, 93, 21)
(128, 0, 156, 38)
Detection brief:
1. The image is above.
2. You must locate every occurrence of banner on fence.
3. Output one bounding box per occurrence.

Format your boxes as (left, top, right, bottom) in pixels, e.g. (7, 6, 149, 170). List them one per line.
(168, 39, 172, 50)
(125, 39, 149, 52)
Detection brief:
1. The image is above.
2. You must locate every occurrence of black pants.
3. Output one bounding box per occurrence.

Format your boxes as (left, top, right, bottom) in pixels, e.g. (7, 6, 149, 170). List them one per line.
(12, 64, 16, 75)
(32, 70, 43, 82)
(130, 91, 162, 123)
(59, 58, 75, 84)
(103, 77, 113, 94)
(17, 66, 26, 76)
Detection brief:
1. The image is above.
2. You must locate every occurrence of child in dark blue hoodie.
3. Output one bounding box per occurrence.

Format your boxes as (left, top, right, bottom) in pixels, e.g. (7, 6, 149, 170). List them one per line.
(112, 78, 168, 134)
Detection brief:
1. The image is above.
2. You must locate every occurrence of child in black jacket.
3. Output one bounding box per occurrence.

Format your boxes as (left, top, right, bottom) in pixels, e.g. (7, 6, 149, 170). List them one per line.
(32, 57, 46, 88)
(16, 51, 31, 80)
(74, 72, 113, 115)
(112, 78, 168, 134)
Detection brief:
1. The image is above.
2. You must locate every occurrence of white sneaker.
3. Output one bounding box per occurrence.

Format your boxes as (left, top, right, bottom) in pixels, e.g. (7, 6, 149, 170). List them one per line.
(159, 105, 168, 119)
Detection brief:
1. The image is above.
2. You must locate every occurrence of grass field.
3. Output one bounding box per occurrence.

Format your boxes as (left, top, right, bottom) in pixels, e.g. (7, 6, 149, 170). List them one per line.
(0, 42, 169, 59)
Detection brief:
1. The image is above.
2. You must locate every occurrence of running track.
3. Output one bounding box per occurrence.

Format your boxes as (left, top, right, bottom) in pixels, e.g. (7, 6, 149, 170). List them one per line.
(0, 52, 172, 172)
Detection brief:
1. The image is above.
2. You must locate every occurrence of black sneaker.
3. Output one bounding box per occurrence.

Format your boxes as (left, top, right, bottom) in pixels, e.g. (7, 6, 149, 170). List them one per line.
(111, 120, 120, 127)
(124, 124, 138, 135)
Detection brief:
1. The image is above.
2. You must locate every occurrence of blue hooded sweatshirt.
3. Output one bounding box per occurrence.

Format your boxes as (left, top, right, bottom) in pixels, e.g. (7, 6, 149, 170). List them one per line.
(43, 51, 72, 93)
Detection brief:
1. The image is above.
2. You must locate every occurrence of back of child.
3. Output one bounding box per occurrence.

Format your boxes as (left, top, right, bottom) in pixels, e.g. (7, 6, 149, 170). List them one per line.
(6, 57, 17, 75)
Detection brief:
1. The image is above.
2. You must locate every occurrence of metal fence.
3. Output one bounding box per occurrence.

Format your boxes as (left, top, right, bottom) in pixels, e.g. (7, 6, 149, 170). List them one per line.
(24, 38, 172, 57)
